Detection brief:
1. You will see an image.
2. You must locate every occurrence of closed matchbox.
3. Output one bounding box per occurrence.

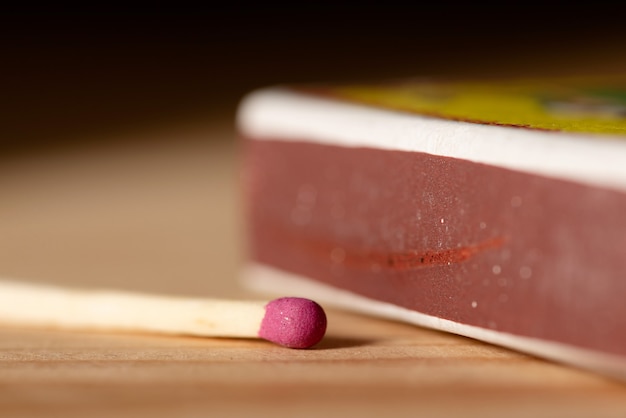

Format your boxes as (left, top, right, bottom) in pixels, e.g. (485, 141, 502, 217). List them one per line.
(238, 76, 626, 380)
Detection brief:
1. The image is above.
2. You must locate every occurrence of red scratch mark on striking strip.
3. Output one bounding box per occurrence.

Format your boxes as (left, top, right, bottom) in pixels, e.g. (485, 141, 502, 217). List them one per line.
(359, 237, 505, 271)
(277, 226, 505, 271)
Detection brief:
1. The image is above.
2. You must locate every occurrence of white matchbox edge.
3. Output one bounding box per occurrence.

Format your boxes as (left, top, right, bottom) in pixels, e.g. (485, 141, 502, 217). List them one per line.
(244, 263, 626, 382)
(238, 87, 626, 192)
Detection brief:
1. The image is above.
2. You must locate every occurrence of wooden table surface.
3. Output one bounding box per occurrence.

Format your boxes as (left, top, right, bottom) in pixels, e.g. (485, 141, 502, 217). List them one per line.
(2, 119, 626, 418)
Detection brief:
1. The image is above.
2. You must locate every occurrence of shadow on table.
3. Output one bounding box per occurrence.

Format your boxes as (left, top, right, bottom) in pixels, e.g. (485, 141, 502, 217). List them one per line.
(314, 336, 376, 350)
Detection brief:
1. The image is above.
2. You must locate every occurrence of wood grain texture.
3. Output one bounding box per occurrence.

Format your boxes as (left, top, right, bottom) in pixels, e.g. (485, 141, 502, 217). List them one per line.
(1, 120, 626, 418)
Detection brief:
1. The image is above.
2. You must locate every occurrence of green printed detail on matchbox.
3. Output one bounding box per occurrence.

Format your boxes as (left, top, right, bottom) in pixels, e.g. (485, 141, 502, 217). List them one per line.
(331, 77, 626, 135)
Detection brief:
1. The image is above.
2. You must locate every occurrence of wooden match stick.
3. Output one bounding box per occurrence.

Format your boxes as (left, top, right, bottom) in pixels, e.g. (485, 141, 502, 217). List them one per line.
(0, 280, 327, 349)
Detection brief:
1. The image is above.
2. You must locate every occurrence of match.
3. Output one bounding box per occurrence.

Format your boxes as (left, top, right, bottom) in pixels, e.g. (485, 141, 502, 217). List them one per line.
(0, 280, 327, 349)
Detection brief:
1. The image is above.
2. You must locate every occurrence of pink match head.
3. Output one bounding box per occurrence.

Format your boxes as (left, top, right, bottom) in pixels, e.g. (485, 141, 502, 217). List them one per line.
(258, 297, 327, 349)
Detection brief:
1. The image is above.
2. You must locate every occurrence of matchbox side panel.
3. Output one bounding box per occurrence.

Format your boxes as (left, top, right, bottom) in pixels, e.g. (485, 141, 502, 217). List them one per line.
(243, 138, 626, 357)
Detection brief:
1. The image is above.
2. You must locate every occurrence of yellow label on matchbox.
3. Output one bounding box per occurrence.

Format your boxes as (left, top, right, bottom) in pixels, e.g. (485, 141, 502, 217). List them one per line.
(331, 76, 626, 135)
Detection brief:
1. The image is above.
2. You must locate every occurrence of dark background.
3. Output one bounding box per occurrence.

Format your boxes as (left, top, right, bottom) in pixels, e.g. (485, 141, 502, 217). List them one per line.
(3, 5, 626, 149)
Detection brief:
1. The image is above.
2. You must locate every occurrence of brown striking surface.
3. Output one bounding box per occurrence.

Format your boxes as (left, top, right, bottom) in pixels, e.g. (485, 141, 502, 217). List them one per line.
(3, 121, 626, 417)
(246, 139, 626, 356)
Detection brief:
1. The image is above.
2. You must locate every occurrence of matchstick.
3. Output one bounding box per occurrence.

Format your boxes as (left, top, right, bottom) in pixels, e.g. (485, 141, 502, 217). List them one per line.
(0, 280, 327, 349)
